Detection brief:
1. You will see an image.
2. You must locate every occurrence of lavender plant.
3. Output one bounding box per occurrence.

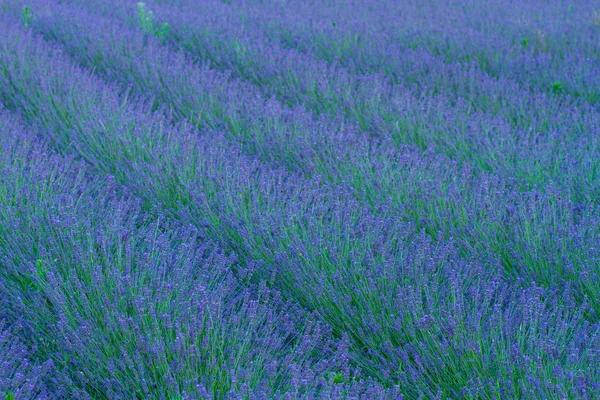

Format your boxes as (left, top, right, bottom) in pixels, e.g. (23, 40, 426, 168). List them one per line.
(0, 320, 57, 400)
(16, 0, 600, 319)
(20, 5, 31, 28)
(36, 0, 600, 205)
(0, 110, 365, 398)
(137, 1, 170, 41)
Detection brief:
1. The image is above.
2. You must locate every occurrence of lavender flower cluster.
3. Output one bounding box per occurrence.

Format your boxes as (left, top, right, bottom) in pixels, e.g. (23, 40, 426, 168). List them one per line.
(0, 0, 599, 398)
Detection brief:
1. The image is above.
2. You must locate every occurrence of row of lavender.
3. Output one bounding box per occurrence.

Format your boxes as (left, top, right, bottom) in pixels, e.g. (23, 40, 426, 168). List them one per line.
(0, 0, 599, 398)
(24, 0, 600, 305)
(148, 0, 600, 106)
(51, 0, 600, 198)
(0, 111, 379, 398)
(15, 0, 600, 295)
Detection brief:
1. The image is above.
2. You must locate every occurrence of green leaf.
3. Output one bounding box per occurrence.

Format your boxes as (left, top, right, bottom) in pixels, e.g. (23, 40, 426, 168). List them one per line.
(551, 81, 563, 94)
(137, 2, 154, 34)
(36, 258, 47, 282)
(21, 6, 32, 28)
(333, 372, 344, 384)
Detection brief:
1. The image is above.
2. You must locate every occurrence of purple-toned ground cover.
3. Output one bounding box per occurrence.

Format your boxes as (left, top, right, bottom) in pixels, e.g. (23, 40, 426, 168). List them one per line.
(13, 0, 600, 305)
(31, 0, 600, 197)
(0, 111, 373, 398)
(0, 0, 599, 398)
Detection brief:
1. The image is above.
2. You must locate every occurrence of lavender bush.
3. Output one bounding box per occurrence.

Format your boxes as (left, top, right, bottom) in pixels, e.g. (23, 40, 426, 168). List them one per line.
(0, 0, 599, 398)
(0, 110, 376, 398)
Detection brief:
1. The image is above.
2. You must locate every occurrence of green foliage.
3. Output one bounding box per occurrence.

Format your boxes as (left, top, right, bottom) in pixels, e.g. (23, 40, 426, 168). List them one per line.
(333, 372, 344, 384)
(552, 81, 563, 94)
(35, 258, 47, 282)
(4, 392, 15, 400)
(137, 2, 170, 41)
(21, 6, 32, 28)
(137, 2, 154, 34)
(91, 51, 103, 67)
(156, 22, 170, 39)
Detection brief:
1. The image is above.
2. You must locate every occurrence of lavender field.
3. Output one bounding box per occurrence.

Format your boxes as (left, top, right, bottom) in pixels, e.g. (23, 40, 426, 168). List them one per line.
(0, 0, 599, 398)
